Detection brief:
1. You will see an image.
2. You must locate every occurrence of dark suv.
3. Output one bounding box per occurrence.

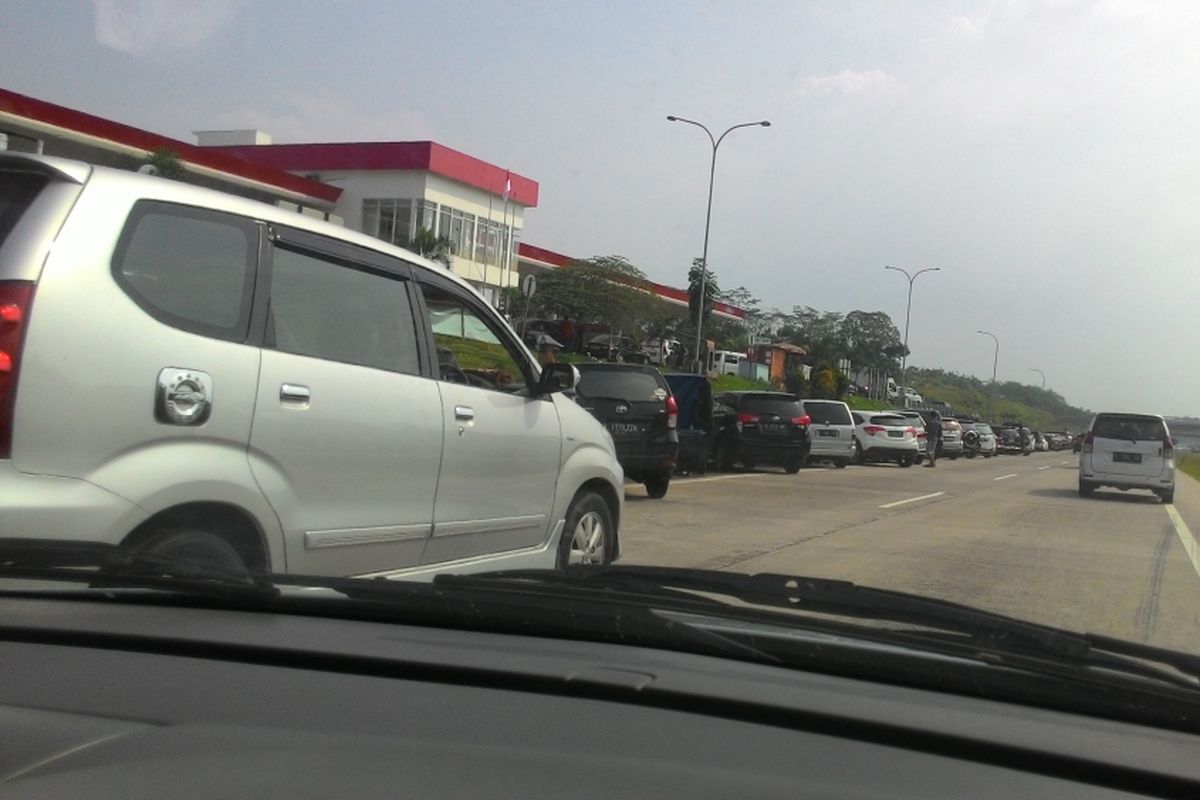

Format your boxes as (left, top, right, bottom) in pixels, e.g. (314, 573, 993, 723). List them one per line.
(712, 391, 811, 473)
(573, 364, 678, 498)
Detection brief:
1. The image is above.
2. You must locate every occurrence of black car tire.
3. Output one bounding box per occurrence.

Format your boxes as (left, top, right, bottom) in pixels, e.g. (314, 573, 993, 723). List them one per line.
(853, 440, 865, 465)
(717, 439, 737, 471)
(644, 472, 671, 499)
(135, 528, 250, 576)
(1078, 479, 1095, 498)
(898, 456, 913, 468)
(835, 458, 849, 469)
(557, 491, 614, 568)
(783, 458, 802, 474)
(965, 450, 976, 459)
(1160, 488, 1175, 504)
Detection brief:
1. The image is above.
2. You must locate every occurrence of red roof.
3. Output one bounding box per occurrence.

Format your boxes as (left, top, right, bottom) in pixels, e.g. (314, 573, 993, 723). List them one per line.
(0, 87, 342, 205)
(205, 141, 539, 208)
(515, 243, 746, 320)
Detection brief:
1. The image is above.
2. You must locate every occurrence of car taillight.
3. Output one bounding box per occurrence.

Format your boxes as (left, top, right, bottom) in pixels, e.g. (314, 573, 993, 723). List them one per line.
(1082, 432, 1094, 454)
(737, 412, 759, 425)
(666, 394, 678, 430)
(791, 414, 810, 427)
(916, 430, 927, 439)
(1163, 436, 1174, 459)
(0, 282, 35, 459)
(906, 426, 917, 437)
(863, 425, 885, 435)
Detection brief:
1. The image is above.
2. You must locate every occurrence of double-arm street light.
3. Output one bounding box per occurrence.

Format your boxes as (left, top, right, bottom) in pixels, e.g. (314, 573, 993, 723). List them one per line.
(667, 115, 771, 372)
(884, 265, 940, 401)
(1029, 367, 1046, 390)
(977, 330, 999, 419)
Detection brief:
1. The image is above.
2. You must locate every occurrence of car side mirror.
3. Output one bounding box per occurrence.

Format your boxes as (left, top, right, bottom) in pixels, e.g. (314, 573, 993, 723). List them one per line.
(538, 362, 578, 395)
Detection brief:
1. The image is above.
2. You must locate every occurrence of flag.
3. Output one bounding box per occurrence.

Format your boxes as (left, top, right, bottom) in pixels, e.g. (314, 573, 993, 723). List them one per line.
(503, 172, 511, 202)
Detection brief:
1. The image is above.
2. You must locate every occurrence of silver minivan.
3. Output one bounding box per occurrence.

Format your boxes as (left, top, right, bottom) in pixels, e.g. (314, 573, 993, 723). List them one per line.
(800, 399, 855, 468)
(1079, 413, 1175, 503)
(0, 154, 624, 577)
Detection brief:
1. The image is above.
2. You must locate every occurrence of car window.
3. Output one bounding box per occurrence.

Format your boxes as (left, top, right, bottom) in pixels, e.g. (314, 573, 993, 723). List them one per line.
(741, 395, 802, 415)
(1092, 415, 1166, 441)
(419, 283, 530, 391)
(576, 368, 664, 401)
(112, 201, 257, 341)
(0, 170, 47, 245)
(803, 401, 852, 425)
(869, 414, 909, 426)
(266, 246, 419, 375)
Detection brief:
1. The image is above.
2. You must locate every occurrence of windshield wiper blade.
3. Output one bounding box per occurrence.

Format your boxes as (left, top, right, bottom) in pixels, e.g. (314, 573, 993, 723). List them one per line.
(0, 538, 278, 602)
(445, 566, 1200, 686)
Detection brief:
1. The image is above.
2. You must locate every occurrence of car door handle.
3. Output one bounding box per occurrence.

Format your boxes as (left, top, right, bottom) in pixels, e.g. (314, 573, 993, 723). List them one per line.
(454, 405, 475, 421)
(280, 383, 311, 403)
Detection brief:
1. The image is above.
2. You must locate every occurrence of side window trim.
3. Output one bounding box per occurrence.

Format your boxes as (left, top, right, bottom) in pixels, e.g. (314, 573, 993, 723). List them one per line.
(413, 270, 537, 389)
(257, 225, 426, 376)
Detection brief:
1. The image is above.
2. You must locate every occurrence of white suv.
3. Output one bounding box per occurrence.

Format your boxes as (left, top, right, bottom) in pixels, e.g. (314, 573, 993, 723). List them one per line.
(1078, 413, 1175, 503)
(0, 154, 623, 577)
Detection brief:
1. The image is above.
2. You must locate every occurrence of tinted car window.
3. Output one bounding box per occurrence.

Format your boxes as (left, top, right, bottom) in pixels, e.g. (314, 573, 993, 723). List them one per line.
(803, 401, 852, 425)
(741, 395, 802, 415)
(267, 246, 419, 374)
(1092, 415, 1166, 441)
(576, 368, 664, 401)
(869, 414, 909, 426)
(0, 171, 47, 245)
(113, 201, 256, 341)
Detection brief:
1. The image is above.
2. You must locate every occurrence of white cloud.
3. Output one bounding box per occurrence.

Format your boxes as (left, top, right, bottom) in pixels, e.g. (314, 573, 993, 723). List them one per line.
(205, 91, 438, 143)
(90, 0, 242, 56)
(795, 69, 902, 96)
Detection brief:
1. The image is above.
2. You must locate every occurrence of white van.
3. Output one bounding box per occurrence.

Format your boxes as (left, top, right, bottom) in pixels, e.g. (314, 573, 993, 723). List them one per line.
(0, 154, 624, 578)
(800, 399, 856, 468)
(712, 350, 744, 376)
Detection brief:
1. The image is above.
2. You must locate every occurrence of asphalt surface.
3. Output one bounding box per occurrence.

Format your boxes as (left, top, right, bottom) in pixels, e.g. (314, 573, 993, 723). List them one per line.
(621, 450, 1200, 653)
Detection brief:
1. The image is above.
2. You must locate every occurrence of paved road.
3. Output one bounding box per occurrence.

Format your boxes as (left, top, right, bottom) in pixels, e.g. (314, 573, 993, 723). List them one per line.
(621, 451, 1200, 653)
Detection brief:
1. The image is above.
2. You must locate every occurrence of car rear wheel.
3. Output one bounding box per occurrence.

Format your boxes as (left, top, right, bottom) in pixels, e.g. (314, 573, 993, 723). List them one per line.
(644, 471, 671, 499)
(853, 441, 865, 465)
(1078, 479, 1095, 498)
(717, 439, 737, 471)
(135, 528, 250, 577)
(557, 491, 613, 567)
(783, 458, 802, 474)
(898, 456, 913, 468)
(965, 450, 976, 459)
(1159, 488, 1175, 504)
(834, 458, 848, 469)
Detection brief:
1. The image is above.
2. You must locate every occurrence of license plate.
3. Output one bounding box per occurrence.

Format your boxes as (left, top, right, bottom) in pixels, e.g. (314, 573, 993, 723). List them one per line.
(819, 429, 839, 437)
(607, 422, 642, 436)
(887, 430, 903, 438)
(761, 423, 787, 435)
(1113, 452, 1142, 464)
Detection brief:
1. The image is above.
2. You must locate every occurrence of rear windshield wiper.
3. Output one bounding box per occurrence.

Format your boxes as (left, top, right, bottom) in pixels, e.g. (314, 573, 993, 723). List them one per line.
(441, 566, 1200, 689)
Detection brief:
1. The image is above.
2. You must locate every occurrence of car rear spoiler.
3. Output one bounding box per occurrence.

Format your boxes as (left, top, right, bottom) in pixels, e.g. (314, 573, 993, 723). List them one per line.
(0, 152, 91, 184)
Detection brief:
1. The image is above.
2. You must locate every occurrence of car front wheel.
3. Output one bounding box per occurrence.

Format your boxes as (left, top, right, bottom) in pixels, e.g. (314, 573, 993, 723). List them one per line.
(1078, 479, 1095, 498)
(557, 491, 614, 567)
(644, 471, 671, 499)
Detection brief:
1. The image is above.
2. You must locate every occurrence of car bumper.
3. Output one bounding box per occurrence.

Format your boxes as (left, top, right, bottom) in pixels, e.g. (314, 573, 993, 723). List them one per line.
(0, 463, 145, 542)
(862, 444, 920, 459)
(938, 440, 964, 454)
(1080, 464, 1175, 491)
(617, 447, 678, 478)
(809, 439, 855, 459)
(739, 442, 809, 465)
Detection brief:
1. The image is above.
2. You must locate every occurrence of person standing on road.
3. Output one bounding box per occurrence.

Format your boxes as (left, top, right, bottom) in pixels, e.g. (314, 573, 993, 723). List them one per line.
(924, 410, 942, 468)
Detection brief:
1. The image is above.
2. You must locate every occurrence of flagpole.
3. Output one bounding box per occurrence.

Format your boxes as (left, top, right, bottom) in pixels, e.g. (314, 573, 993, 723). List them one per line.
(502, 171, 511, 314)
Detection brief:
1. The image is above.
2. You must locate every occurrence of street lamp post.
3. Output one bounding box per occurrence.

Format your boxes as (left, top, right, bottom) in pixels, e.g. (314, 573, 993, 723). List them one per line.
(1029, 367, 1045, 390)
(884, 265, 940, 404)
(667, 115, 770, 373)
(978, 330, 999, 419)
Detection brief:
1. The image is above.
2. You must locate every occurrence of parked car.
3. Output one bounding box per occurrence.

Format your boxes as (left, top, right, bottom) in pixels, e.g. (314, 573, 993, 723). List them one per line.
(711, 349, 745, 376)
(914, 410, 963, 459)
(962, 422, 997, 458)
(1033, 431, 1049, 451)
(643, 337, 681, 366)
(997, 424, 1033, 455)
(1078, 413, 1176, 503)
(574, 363, 678, 498)
(712, 391, 811, 473)
(902, 388, 924, 405)
(0, 153, 625, 574)
(662, 373, 714, 475)
(520, 318, 562, 349)
(850, 412, 921, 467)
(800, 399, 856, 468)
(1072, 432, 1085, 453)
(582, 334, 648, 363)
(888, 409, 929, 463)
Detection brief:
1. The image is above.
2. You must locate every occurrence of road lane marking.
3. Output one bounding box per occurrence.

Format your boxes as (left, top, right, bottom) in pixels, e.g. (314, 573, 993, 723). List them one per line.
(672, 473, 769, 486)
(994, 473, 1018, 481)
(878, 491, 946, 509)
(1165, 505, 1200, 582)
(1060, 460, 1072, 465)
(1037, 465, 1051, 470)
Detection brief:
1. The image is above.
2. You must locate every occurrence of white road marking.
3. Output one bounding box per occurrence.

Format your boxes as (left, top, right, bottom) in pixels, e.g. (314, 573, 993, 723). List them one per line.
(1060, 460, 1072, 465)
(994, 473, 1018, 481)
(1165, 505, 1200, 582)
(1037, 465, 1051, 471)
(672, 473, 770, 486)
(878, 491, 946, 509)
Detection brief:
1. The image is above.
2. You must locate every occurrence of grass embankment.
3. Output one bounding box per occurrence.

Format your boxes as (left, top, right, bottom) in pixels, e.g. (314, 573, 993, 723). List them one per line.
(908, 377, 1075, 429)
(1177, 453, 1200, 483)
(846, 397, 889, 411)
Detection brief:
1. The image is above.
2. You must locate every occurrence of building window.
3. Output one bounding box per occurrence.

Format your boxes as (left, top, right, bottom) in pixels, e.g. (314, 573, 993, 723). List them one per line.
(361, 199, 413, 248)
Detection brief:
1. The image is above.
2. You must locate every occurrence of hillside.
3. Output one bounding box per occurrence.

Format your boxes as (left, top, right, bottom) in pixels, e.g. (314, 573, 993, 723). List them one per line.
(905, 367, 1093, 432)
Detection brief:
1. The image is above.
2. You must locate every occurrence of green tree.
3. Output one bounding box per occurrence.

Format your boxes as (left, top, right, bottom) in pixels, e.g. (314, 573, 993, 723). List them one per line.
(412, 227, 452, 267)
(841, 310, 905, 373)
(534, 255, 658, 344)
(687, 258, 719, 331)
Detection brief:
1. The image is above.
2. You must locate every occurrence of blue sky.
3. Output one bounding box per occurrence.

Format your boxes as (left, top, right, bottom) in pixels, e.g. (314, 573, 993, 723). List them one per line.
(4, 0, 1198, 414)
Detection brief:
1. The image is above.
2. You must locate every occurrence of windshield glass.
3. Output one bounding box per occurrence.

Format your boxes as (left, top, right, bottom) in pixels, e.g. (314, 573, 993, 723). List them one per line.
(5, 1, 1200, 742)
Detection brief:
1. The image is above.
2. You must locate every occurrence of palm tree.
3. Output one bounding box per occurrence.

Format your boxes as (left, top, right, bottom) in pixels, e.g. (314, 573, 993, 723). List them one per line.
(412, 227, 452, 267)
